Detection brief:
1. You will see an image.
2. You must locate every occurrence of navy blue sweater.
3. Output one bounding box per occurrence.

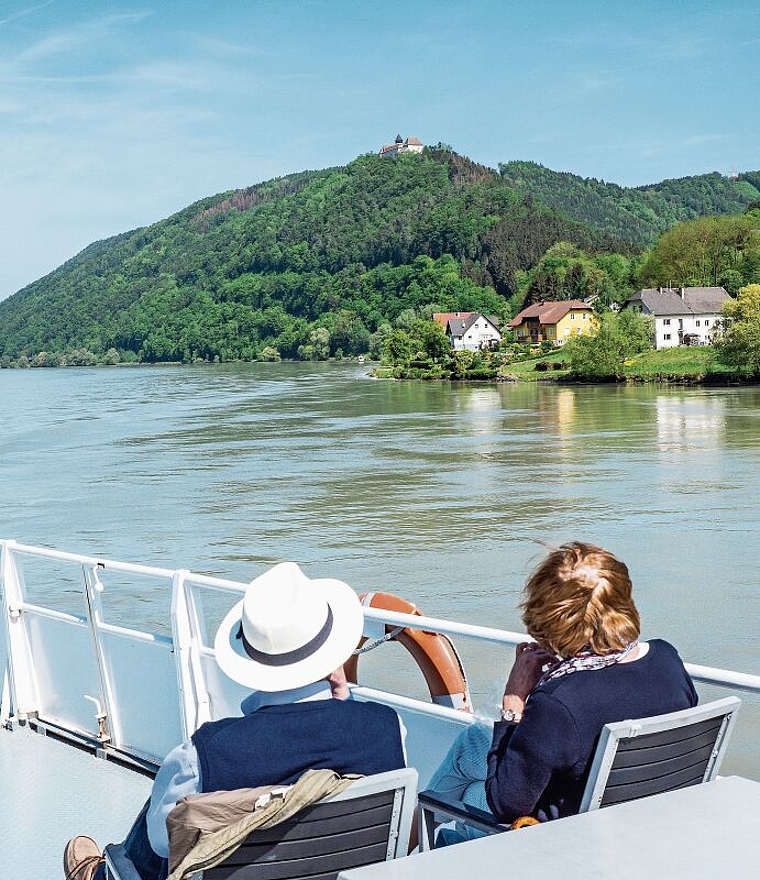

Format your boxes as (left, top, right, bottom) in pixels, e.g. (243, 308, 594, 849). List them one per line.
(486, 639, 697, 823)
(193, 699, 405, 793)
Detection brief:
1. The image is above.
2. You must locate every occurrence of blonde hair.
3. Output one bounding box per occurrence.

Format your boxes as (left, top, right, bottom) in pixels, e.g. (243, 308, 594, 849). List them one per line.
(521, 542, 640, 658)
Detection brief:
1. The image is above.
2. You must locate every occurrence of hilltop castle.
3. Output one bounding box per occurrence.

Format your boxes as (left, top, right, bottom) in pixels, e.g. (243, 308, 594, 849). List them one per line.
(379, 134, 424, 156)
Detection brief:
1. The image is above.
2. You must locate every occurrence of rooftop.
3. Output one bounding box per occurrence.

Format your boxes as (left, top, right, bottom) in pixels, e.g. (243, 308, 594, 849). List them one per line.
(627, 287, 730, 316)
(509, 300, 592, 328)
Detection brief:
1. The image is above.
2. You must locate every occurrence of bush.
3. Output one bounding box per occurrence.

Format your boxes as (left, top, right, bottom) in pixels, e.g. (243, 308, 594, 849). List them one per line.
(534, 361, 551, 371)
(465, 367, 498, 380)
(260, 346, 281, 362)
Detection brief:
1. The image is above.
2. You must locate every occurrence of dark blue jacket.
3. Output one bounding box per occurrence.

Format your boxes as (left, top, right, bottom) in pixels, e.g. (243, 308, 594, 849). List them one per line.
(193, 699, 405, 792)
(486, 639, 698, 822)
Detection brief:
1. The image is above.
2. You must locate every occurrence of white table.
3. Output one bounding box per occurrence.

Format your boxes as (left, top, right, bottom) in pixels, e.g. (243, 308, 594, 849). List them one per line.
(339, 776, 760, 880)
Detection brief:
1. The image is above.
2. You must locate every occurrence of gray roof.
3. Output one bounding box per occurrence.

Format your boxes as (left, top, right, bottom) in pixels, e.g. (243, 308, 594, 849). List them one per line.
(626, 287, 729, 317)
(446, 313, 501, 338)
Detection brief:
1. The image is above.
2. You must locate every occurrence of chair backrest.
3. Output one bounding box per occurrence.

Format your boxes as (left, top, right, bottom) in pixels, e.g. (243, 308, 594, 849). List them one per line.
(203, 768, 417, 880)
(579, 697, 741, 813)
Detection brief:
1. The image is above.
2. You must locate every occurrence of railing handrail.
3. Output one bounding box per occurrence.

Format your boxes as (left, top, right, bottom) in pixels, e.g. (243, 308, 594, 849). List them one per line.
(3, 540, 760, 697)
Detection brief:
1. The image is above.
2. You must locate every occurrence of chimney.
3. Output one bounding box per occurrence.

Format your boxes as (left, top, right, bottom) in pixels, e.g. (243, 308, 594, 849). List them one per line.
(659, 287, 663, 294)
(680, 287, 685, 299)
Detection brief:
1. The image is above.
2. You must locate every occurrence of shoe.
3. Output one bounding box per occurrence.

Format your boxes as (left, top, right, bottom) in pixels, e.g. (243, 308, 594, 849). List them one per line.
(63, 836, 104, 880)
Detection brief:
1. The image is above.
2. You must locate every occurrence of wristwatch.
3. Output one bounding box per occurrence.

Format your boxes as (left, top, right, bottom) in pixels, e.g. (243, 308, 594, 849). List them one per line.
(500, 707, 522, 723)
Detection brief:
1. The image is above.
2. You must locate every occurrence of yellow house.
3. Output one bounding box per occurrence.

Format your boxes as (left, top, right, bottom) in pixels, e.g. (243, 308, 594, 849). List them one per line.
(509, 300, 597, 346)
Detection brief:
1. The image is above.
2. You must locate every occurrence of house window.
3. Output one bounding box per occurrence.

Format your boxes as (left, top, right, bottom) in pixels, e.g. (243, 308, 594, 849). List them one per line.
(696, 320, 701, 327)
(705, 319, 710, 326)
(664, 334, 671, 340)
(582, 313, 587, 319)
(664, 319, 671, 325)
(571, 313, 576, 320)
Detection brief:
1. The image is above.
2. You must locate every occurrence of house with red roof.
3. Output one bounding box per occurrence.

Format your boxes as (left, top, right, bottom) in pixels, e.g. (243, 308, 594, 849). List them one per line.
(509, 300, 597, 346)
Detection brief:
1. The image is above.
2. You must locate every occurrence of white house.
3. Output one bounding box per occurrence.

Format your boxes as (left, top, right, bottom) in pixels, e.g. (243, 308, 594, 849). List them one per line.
(433, 312, 502, 351)
(379, 135, 424, 156)
(624, 287, 730, 349)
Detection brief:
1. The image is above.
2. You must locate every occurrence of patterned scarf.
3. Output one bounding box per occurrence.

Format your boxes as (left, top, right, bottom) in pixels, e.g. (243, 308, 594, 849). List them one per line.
(537, 640, 639, 687)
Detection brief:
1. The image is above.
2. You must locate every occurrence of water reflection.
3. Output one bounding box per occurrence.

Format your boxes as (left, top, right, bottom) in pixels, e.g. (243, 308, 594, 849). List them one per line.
(655, 396, 726, 453)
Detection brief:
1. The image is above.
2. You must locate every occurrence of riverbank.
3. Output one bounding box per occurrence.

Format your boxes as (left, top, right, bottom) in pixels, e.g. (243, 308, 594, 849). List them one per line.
(372, 347, 757, 385)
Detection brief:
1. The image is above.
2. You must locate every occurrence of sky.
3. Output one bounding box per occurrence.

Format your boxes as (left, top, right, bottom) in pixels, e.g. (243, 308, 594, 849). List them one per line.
(1, 0, 758, 300)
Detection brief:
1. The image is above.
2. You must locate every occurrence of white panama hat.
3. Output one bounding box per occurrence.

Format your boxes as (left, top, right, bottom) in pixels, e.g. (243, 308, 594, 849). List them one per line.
(214, 562, 364, 691)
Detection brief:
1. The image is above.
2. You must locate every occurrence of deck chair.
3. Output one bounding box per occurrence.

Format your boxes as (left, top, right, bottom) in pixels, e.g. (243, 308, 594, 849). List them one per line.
(418, 696, 740, 850)
(105, 767, 417, 880)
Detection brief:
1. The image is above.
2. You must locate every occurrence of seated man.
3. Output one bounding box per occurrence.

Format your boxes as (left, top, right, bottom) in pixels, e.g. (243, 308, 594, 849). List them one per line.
(64, 562, 406, 880)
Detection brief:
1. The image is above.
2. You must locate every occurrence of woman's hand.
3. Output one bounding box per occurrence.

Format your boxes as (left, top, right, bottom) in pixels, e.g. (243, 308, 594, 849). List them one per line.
(502, 642, 557, 716)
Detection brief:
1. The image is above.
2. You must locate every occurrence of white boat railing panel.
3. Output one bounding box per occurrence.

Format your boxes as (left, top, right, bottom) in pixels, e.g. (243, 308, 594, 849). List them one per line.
(2, 540, 758, 778)
(25, 609, 100, 735)
(99, 629, 182, 761)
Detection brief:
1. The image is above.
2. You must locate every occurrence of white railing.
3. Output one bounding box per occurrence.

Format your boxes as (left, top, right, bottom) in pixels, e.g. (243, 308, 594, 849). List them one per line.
(2, 540, 759, 770)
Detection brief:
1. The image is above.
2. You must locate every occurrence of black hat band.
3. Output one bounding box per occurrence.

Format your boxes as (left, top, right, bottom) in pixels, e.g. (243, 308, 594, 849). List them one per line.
(236, 605, 334, 667)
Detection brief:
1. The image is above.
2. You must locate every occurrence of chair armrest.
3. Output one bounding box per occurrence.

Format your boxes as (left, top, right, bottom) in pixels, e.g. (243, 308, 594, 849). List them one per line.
(104, 843, 143, 880)
(417, 789, 510, 835)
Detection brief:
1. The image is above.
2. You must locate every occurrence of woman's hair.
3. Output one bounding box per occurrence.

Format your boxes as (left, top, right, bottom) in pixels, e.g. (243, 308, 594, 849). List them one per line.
(520, 542, 640, 658)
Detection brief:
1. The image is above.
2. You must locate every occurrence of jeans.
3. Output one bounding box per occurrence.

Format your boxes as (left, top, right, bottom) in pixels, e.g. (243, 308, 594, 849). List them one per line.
(94, 800, 168, 880)
(425, 721, 494, 846)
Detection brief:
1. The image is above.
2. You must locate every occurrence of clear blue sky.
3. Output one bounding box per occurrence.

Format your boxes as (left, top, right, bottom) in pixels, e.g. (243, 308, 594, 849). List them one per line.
(1, 0, 758, 299)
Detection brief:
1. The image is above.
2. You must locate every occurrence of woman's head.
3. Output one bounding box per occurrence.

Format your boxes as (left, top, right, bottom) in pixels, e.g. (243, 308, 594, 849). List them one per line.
(521, 542, 640, 658)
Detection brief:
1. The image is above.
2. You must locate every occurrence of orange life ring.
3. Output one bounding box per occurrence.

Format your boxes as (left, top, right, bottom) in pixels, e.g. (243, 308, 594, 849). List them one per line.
(345, 591, 472, 712)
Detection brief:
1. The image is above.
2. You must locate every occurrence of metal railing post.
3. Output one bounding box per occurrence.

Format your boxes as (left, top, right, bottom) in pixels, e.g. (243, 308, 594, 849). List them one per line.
(82, 562, 120, 749)
(171, 570, 211, 739)
(1, 541, 41, 721)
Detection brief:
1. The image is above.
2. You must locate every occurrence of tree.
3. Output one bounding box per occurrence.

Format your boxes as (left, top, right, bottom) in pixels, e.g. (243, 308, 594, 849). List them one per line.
(412, 320, 451, 362)
(369, 322, 392, 360)
(309, 328, 331, 360)
(394, 308, 417, 331)
(639, 215, 756, 292)
(260, 346, 281, 362)
(329, 310, 370, 355)
(383, 329, 414, 365)
(565, 311, 653, 379)
(714, 284, 760, 376)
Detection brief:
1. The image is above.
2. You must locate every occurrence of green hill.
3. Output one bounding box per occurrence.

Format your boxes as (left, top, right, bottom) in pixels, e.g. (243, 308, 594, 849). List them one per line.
(1, 148, 757, 366)
(0, 150, 619, 364)
(499, 161, 760, 247)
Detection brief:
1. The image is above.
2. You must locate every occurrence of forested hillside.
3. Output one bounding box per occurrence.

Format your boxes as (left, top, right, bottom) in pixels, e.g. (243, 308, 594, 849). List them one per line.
(499, 161, 760, 247)
(0, 150, 619, 364)
(1, 148, 757, 366)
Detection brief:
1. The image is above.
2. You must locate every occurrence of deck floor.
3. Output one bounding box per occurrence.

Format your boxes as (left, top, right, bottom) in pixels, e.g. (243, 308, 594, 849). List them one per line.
(0, 725, 152, 879)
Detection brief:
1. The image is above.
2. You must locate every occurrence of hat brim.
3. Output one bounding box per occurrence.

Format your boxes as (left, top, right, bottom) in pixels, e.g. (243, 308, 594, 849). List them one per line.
(213, 576, 364, 692)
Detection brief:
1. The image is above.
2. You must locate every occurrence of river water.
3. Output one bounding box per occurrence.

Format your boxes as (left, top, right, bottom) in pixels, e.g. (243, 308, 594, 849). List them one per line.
(1, 363, 758, 773)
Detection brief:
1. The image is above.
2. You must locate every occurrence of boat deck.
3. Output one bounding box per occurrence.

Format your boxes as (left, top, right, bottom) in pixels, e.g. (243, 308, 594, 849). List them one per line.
(0, 725, 151, 879)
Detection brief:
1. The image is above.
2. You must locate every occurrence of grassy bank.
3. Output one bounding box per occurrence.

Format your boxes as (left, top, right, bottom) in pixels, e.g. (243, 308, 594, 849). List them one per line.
(508, 347, 744, 383)
(621, 347, 736, 382)
(373, 345, 753, 384)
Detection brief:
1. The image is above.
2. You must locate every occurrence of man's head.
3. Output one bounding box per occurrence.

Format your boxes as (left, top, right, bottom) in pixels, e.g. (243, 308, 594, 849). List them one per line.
(214, 562, 363, 691)
(520, 541, 640, 658)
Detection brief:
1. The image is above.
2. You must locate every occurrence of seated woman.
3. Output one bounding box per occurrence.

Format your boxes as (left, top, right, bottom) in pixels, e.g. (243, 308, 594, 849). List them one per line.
(426, 541, 697, 841)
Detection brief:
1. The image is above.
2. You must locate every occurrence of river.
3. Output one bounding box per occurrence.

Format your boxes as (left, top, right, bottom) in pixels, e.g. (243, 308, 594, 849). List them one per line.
(1, 363, 758, 773)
